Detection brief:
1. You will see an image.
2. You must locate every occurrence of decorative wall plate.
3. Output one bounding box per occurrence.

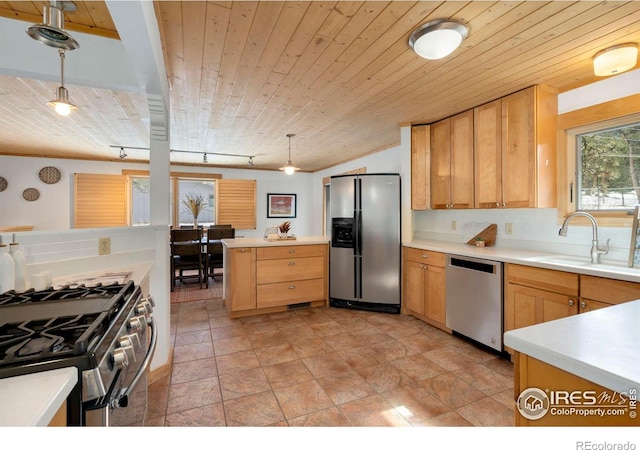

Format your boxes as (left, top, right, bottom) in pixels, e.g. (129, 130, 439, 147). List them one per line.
(38, 166, 61, 184)
(22, 188, 40, 201)
(0, 177, 6, 192)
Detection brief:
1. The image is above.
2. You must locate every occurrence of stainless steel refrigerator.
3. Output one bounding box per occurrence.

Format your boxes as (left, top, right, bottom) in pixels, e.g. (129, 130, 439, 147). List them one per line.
(329, 173, 401, 313)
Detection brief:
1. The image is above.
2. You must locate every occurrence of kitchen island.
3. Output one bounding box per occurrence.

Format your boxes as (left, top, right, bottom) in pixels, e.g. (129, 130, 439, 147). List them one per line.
(222, 236, 330, 318)
(504, 300, 640, 426)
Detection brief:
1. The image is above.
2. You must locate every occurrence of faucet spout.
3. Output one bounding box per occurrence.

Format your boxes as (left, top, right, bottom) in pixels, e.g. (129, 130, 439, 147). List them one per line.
(558, 212, 609, 264)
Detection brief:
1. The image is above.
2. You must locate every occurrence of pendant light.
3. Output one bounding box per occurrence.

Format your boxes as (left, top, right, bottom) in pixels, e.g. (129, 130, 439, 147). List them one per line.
(26, 1, 79, 51)
(279, 133, 300, 175)
(409, 19, 468, 60)
(48, 49, 78, 116)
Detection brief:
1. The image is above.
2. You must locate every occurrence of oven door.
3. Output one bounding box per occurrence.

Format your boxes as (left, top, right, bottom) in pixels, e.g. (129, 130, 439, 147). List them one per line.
(85, 318, 157, 426)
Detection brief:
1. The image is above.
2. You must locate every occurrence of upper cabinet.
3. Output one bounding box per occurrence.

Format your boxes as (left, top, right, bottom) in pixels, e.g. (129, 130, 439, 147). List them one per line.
(431, 110, 474, 210)
(475, 85, 558, 208)
(410, 85, 558, 210)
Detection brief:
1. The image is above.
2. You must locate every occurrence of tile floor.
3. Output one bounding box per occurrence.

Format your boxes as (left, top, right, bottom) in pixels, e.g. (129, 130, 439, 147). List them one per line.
(146, 279, 515, 427)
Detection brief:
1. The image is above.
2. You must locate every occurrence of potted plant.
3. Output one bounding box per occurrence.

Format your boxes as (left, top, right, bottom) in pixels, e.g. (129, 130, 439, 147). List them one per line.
(181, 193, 207, 228)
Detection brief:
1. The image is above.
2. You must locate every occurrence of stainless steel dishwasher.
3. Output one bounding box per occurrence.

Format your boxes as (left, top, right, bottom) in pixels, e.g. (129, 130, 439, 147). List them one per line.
(445, 254, 503, 352)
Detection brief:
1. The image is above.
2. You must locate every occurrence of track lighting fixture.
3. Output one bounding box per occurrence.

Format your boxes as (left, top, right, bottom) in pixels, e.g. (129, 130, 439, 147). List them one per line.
(248, 156, 254, 167)
(119, 147, 127, 160)
(203, 153, 208, 163)
(279, 134, 300, 175)
(109, 146, 255, 165)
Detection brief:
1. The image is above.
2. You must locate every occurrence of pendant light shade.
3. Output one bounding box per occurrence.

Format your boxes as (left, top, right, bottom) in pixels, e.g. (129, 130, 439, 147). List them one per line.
(48, 49, 77, 116)
(409, 19, 468, 60)
(593, 43, 638, 77)
(279, 134, 300, 174)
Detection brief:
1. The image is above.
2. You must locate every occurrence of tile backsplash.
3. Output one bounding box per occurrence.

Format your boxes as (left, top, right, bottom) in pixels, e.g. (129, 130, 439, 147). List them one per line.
(413, 208, 634, 264)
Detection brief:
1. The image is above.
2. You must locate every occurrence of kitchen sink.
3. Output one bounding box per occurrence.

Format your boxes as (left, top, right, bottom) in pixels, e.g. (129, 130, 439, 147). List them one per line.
(526, 254, 627, 269)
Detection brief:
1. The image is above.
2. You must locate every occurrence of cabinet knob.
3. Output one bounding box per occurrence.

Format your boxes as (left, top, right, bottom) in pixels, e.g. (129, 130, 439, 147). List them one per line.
(288, 261, 295, 266)
(288, 249, 295, 253)
(288, 285, 295, 289)
(502, 202, 506, 208)
(581, 301, 587, 308)
(495, 202, 500, 208)
(568, 299, 575, 306)
(421, 254, 428, 258)
(240, 248, 246, 253)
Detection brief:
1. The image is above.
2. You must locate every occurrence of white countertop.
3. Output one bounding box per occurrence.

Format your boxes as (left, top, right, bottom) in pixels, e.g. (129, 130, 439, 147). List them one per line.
(222, 235, 330, 248)
(0, 367, 77, 426)
(405, 239, 640, 283)
(504, 300, 640, 393)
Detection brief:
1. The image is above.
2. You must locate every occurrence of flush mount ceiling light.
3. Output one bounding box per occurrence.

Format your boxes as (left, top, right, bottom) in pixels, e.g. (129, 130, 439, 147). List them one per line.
(593, 43, 638, 77)
(26, 1, 79, 51)
(279, 134, 300, 175)
(47, 49, 78, 116)
(409, 19, 468, 60)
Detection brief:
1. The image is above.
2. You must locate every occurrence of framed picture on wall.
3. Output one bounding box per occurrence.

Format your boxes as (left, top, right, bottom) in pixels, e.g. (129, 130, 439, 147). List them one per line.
(267, 193, 297, 218)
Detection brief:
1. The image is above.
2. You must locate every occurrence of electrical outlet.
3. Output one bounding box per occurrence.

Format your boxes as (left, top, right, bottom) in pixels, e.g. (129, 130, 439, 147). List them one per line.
(505, 223, 513, 235)
(98, 237, 111, 255)
(451, 221, 457, 231)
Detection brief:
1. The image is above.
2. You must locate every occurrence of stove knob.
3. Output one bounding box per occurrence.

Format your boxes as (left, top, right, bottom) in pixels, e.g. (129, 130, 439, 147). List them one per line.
(145, 295, 156, 307)
(136, 300, 153, 316)
(128, 316, 148, 334)
(119, 333, 141, 350)
(112, 347, 129, 370)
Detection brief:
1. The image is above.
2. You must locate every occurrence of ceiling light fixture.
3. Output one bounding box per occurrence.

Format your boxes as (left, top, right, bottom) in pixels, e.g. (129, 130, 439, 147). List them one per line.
(248, 156, 254, 167)
(279, 134, 300, 175)
(409, 19, 468, 60)
(203, 153, 208, 163)
(119, 147, 127, 160)
(47, 49, 78, 116)
(593, 43, 638, 77)
(26, 1, 79, 51)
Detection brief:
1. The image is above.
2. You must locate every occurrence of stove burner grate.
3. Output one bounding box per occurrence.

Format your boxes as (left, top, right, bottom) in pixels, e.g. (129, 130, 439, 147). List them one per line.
(0, 282, 124, 306)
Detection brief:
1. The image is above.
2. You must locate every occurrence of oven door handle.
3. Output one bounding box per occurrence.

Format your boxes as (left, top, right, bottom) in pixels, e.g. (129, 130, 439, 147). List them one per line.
(112, 317, 157, 409)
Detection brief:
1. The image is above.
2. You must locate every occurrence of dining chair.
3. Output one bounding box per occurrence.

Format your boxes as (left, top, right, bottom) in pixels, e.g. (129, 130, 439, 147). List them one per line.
(204, 227, 235, 283)
(170, 228, 205, 291)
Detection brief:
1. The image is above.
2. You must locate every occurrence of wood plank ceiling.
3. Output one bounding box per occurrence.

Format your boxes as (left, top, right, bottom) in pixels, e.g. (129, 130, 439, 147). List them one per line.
(1, 1, 640, 171)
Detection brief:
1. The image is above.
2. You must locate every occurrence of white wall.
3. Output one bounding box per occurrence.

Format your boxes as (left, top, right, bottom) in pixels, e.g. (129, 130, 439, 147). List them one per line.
(0, 155, 313, 238)
(413, 69, 640, 264)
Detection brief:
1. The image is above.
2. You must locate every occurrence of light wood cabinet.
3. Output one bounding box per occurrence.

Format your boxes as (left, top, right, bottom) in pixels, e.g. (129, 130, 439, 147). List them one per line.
(224, 247, 256, 314)
(474, 85, 557, 208)
(411, 124, 430, 210)
(505, 264, 579, 353)
(403, 247, 447, 330)
(224, 243, 328, 318)
(430, 110, 474, 209)
(513, 353, 636, 426)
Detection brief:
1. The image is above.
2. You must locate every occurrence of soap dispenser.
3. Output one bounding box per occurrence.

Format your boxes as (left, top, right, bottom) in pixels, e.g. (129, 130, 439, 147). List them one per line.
(9, 237, 27, 291)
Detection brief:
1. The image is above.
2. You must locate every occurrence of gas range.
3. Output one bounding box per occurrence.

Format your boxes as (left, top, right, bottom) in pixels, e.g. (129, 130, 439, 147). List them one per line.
(0, 280, 156, 426)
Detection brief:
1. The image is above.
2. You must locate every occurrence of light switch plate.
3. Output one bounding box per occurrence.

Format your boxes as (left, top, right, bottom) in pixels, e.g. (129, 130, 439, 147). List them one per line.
(505, 223, 513, 235)
(98, 237, 111, 255)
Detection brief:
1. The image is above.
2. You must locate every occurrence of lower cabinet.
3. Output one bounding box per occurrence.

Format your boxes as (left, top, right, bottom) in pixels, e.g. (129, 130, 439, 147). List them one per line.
(403, 247, 447, 330)
(224, 244, 328, 318)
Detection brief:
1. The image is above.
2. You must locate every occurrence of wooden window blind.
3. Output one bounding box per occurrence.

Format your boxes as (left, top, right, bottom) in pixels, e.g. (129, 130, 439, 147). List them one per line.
(74, 173, 128, 228)
(215, 179, 256, 229)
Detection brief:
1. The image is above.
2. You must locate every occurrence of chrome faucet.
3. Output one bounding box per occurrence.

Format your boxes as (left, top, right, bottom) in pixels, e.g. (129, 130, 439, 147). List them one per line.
(558, 212, 609, 264)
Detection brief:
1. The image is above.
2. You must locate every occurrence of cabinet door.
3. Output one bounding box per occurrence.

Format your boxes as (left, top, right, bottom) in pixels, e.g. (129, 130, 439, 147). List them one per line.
(430, 118, 451, 209)
(425, 265, 446, 325)
(541, 290, 578, 322)
(228, 248, 256, 312)
(502, 87, 535, 208)
(450, 110, 474, 209)
(506, 283, 578, 332)
(474, 99, 502, 208)
(411, 125, 430, 210)
(579, 298, 612, 313)
(404, 260, 425, 315)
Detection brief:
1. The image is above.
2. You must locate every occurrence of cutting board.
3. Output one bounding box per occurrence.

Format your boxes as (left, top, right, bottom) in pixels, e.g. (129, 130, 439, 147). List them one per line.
(466, 224, 497, 247)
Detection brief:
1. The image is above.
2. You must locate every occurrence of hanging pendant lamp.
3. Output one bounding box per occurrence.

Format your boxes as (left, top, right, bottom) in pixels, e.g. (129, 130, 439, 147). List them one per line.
(47, 49, 78, 116)
(279, 133, 300, 175)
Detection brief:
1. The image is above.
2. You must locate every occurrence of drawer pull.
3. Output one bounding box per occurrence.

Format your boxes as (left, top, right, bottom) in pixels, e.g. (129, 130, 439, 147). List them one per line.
(289, 285, 295, 289)
(288, 261, 295, 266)
(288, 249, 295, 253)
(421, 254, 428, 258)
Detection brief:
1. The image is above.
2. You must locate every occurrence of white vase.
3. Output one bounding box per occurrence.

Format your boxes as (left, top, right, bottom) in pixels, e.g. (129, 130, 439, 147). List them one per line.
(9, 242, 27, 291)
(0, 244, 15, 293)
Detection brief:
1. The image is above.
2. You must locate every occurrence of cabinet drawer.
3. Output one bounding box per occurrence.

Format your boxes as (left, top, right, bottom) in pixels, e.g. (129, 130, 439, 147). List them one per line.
(257, 244, 325, 260)
(580, 275, 640, 305)
(506, 264, 578, 297)
(403, 247, 445, 267)
(257, 278, 325, 308)
(257, 256, 324, 284)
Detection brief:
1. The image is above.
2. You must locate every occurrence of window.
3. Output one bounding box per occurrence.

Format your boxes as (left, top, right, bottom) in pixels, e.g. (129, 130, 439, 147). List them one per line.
(176, 179, 215, 227)
(131, 177, 150, 226)
(576, 121, 640, 211)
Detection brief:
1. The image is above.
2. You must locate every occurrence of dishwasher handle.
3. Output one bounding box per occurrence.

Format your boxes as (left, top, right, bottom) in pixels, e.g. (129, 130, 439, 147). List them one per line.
(449, 257, 498, 274)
